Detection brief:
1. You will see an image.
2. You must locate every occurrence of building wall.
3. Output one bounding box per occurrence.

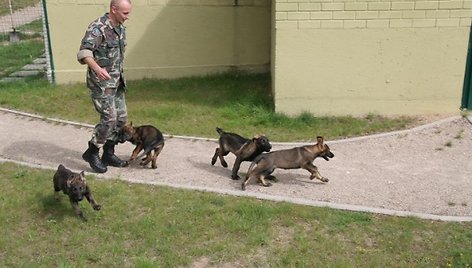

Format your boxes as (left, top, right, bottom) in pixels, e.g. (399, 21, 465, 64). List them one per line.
(45, 0, 271, 84)
(273, 0, 472, 116)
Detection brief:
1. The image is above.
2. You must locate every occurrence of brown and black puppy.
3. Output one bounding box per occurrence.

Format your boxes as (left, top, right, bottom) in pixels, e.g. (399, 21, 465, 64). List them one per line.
(119, 121, 165, 169)
(242, 136, 334, 190)
(53, 164, 101, 221)
(211, 127, 272, 180)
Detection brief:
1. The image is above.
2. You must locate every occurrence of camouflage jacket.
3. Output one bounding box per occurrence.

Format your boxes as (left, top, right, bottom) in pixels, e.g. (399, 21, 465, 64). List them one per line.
(77, 13, 127, 90)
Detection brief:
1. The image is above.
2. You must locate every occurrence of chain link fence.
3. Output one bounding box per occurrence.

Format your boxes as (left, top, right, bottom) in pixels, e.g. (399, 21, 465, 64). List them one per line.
(0, 0, 51, 82)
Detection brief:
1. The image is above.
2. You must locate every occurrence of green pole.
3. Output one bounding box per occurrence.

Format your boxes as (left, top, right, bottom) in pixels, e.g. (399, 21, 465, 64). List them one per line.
(41, 0, 55, 83)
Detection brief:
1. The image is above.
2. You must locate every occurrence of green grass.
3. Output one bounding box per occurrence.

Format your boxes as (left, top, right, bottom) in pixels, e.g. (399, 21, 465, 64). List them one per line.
(0, 73, 415, 142)
(0, 18, 44, 42)
(0, 38, 44, 78)
(14, 19, 44, 39)
(1, 162, 471, 267)
(0, 0, 39, 16)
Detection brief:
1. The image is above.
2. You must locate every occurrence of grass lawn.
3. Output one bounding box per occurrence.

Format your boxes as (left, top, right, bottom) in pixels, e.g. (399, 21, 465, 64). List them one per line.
(0, 72, 417, 142)
(0, 0, 39, 16)
(1, 162, 471, 267)
(0, 67, 468, 266)
(0, 38, 44, 78)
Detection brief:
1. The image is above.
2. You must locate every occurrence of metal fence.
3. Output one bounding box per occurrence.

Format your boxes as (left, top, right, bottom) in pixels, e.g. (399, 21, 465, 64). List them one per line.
(0, 0, 43, 39)
(0, 0, 52, 82)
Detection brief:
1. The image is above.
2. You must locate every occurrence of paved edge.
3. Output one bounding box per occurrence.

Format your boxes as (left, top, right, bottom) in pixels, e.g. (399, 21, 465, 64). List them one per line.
(0, 107, 466, 145)
(1, 107, 472, 222)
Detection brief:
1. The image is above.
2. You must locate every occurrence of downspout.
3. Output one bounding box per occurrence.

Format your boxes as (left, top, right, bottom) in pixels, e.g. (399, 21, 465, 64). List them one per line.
(461, 26, 472, 110)
(41, 0, 55, 83)
(231, 0, 240, 72)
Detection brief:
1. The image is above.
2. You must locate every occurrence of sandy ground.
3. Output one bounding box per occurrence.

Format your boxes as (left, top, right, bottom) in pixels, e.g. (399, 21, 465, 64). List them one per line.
(0, 108, 471, 220)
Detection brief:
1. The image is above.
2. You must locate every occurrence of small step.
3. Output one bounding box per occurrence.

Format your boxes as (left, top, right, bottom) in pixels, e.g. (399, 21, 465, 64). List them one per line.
(0, 77, 24, 82)
(33, 58, 47, 64)
(23, 64, 46, 71)
(10, 70, 42, 77)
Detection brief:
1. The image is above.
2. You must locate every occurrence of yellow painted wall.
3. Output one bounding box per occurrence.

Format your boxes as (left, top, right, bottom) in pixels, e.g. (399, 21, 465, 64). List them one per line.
(45, 0, 472, 116)
(273, 0, 472, 116)
(45, 0, 271, 84)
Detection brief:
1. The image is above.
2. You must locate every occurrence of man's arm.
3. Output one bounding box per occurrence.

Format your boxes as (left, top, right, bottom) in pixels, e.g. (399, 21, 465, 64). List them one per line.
(81, 55, 111, 81)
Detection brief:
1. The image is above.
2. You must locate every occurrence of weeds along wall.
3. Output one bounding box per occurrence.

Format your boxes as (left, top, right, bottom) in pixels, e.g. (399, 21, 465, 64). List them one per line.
(44, 0, 271, 84)
(272, 0, 472, 116)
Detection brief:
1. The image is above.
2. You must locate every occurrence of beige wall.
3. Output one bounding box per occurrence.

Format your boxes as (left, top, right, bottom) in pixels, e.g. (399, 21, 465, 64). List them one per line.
(45, 0, 472, 116)
(45, 0, 271, 84)
(273, 0, 472, 116)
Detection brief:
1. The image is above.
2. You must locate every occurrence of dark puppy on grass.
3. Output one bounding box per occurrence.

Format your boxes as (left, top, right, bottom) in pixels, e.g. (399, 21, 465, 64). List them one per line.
(53, 164, 101, 221)
(119, 121, 165, 169)
(211, 127, 272, 180)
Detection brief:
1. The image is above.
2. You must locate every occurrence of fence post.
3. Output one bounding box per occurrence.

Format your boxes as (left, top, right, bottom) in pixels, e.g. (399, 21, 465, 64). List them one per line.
(41, 0, 55, 83)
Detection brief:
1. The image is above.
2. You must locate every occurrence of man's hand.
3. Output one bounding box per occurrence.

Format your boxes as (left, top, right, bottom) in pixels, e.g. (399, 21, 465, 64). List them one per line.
(94, 67, 111, 81)
(83, 57, 111, 80)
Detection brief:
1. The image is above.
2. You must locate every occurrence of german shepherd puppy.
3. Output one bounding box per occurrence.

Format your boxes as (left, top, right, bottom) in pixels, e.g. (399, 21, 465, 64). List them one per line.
(211, 127, 272, 180)
(119, 122, 165, 169)
(242, 136, 334, 190)
(53, 164, 101, 221)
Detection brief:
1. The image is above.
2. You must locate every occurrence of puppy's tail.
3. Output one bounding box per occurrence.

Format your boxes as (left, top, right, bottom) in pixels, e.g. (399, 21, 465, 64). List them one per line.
(135, 140, 165, 160)
(216, 127, 225, 135)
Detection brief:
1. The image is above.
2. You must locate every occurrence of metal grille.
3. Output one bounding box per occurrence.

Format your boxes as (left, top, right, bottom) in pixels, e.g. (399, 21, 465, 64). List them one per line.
(1, 0, 43, 37)
(0, 0, 51, 82)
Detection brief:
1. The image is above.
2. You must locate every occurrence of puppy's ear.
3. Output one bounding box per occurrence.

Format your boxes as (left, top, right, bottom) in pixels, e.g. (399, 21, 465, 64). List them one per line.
(316, 136, 324, 147)
(79, 171, 86, 183)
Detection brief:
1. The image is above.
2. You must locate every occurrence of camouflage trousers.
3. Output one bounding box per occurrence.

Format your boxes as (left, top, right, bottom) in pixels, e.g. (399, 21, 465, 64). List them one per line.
(89, 85, 127, 148)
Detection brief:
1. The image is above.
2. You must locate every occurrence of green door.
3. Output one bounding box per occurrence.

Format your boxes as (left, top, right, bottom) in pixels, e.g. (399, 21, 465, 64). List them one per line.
(462, 27, 472, 110)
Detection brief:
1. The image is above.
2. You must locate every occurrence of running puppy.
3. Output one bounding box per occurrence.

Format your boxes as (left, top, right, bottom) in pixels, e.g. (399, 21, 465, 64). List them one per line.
(242, 136, 334, 190)
(119, 122, 165, 169)
(53, 164, 101, 221)
(211, 127, 272, 180)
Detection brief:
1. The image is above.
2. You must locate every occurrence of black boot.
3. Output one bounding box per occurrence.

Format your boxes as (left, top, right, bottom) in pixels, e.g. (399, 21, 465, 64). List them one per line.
(102, 140, 129, 167)
(82, 142, 107, 173)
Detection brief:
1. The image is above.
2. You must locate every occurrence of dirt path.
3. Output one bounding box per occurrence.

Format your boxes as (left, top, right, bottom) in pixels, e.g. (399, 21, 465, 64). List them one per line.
(0, 108, 471, 221)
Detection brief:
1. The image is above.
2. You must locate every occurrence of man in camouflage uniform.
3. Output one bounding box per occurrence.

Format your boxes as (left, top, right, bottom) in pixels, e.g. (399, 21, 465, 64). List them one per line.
(77, 0, 132, 173)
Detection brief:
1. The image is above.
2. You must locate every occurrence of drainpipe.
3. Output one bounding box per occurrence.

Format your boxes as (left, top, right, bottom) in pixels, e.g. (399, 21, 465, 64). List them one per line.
(231, 0, 240, 72)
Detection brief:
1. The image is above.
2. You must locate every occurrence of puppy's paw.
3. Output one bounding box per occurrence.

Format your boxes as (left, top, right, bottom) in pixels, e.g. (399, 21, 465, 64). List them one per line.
(222, 162, 228, 168)
(321, 177, 329, 183)
(78, 213, 87, 222)
(259, 182, 272, 187)
(93, 204, 102, 211)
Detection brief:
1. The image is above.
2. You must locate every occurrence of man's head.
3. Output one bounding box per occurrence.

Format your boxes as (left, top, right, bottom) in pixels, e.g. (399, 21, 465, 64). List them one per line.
(109, 0, 132, 26)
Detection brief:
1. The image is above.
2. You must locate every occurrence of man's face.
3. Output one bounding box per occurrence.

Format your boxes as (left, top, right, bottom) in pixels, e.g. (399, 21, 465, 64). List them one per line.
(111, 1, 132, 25)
